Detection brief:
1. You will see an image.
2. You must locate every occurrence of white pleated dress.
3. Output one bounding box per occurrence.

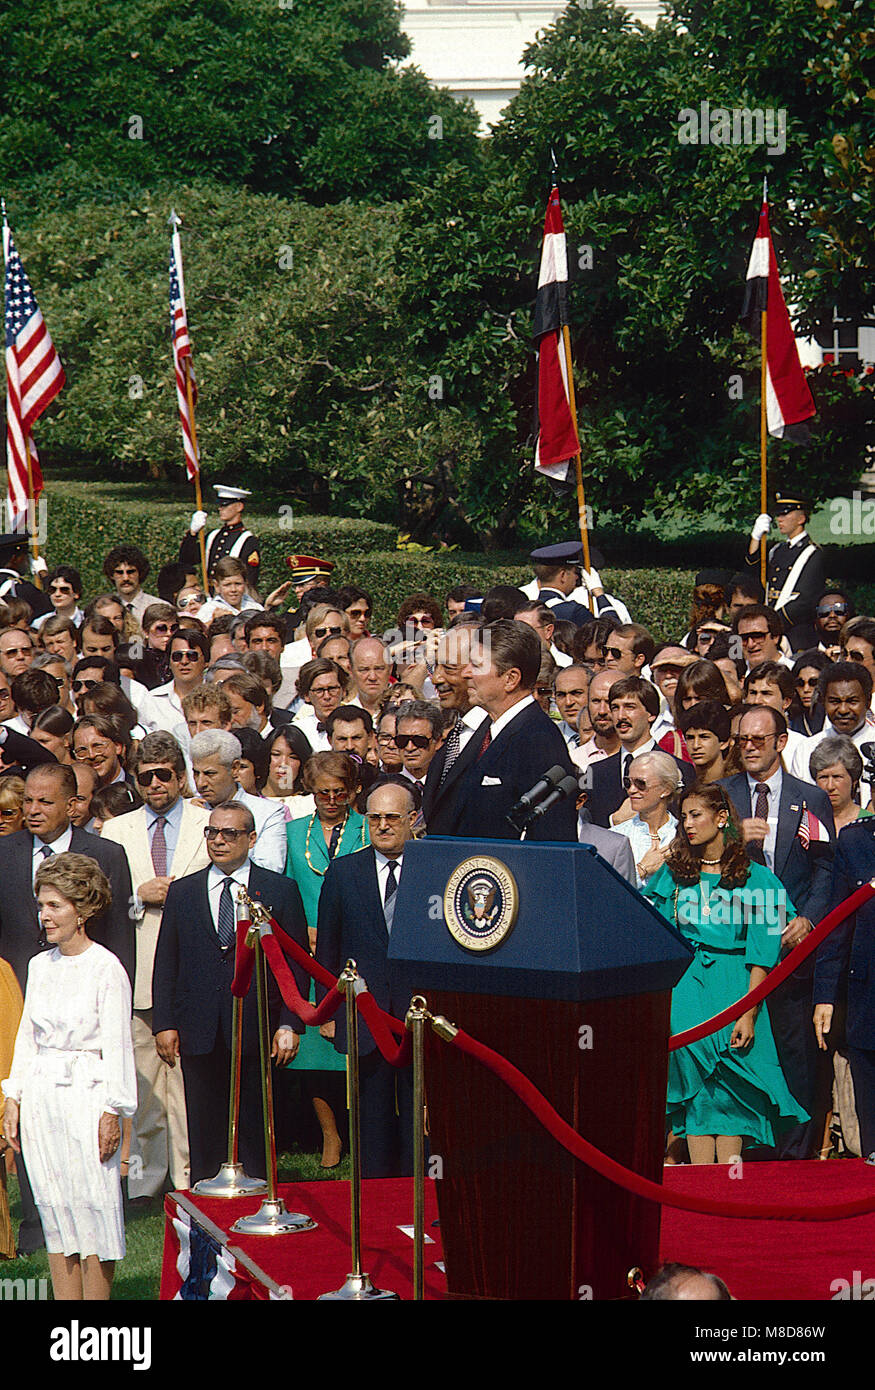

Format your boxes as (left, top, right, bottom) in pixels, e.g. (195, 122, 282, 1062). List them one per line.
(2, 942, 137, 1261)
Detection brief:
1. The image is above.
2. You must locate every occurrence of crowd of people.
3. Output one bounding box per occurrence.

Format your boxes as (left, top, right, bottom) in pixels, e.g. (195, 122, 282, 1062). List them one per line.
(0, 483, 873, 1300)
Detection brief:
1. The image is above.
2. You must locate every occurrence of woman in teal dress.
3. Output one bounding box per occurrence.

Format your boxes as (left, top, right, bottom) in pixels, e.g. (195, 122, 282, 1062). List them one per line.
(644, 780, 808, 1164)
(285, 751, 368, 1167)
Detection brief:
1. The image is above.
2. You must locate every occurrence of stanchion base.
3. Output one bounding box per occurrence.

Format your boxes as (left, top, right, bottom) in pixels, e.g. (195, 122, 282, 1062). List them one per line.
(317, 1272, 400, 1301)
(193, 1163, 268, 1198)
(230, 1197, 317, 1236)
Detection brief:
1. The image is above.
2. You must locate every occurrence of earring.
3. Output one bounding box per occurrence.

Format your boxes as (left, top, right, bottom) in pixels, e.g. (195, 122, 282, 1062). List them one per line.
(77, 916, 84, 928)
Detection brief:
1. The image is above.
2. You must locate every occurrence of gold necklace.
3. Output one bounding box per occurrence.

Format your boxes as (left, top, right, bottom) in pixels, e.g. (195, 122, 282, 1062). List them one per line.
(304, 810, 350, 877)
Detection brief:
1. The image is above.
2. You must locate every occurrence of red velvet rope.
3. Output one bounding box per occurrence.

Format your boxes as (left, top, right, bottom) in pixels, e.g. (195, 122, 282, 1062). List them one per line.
(259, 933, 344, 1027)
(230, 920, 255, 999)
(265, 916, 408, 1040)
(356, 991, 414, 1068)
(668, 880, 875, 1051)
(451, 1028, 875, 1221)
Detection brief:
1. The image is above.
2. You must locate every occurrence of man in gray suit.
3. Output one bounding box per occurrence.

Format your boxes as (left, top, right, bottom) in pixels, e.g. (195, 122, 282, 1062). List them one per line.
(577, 788, 637, 886)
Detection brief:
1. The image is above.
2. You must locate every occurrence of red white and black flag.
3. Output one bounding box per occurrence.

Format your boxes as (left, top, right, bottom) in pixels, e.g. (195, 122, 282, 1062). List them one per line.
(533, 186, 579, 482)
(741, 198, 815, 443)
(4, 215, 65, 526)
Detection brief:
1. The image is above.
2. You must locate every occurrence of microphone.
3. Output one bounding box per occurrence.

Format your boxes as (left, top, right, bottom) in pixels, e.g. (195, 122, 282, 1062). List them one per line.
(529, 775, 580, 819)
(509, 765, 567, 819)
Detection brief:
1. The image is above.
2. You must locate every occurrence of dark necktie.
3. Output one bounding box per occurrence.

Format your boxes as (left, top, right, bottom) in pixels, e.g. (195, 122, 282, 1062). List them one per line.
(151, 816, 167, 875)
(217, 877, 236, 950)
(439, 717, 462, 788)
(748, 782, 769, 865)
(477, 725, 492, 759)
(39, 844, 53, 860)
(623, 752, 633, 782)
(383, 860, 399, 933)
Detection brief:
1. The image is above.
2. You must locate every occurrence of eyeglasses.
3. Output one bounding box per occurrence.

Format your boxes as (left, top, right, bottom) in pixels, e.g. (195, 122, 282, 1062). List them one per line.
(365, 811, 405, 825)
(736, 733, 778, 748)
(313, 787, 349, 801)
(535, 685, 553, 697)
(312, 625, 343, 639)
(739, 630, 770, 642)
(170, 650, 202, 662)
(149, 622, 177, 635)
(393, 734, 432, 750)
(347, 608, 370, 620)
(605, 646, 627, 661)
(0, 807, 20, 819)
(796, 675, 820, 688)
(623, 776, 651, 792)
(178, 594, 207, 607)
(204, 826, 249, 842)
(653, 664, 684, 679)
(136, 767, 175, 786)
(311, 684, 342, 697)
(72, 678, 100, 692)
(817, 603, 849, 617)
(49, 584, 74, 594)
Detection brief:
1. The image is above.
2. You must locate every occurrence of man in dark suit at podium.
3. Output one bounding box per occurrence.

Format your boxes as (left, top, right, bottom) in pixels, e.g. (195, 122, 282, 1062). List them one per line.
(316, 778, 419, 1177)
(422, 624, 488, 835)
(441, 619, 578, 841)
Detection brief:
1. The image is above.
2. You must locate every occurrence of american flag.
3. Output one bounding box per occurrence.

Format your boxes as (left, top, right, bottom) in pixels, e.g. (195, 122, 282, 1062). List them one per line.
(798, 807, 829, 848)
(169, 224, 199, 480)
(4, 219, 65, 526)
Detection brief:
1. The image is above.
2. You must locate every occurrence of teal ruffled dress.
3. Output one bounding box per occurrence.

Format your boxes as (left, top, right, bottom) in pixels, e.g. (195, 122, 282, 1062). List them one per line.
(284, 809, 369, 1071)
(644, 862, 809, 1147)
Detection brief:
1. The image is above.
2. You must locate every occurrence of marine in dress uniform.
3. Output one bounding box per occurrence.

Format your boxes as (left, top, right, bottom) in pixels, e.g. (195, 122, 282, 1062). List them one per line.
(0, 532, 52, 618)
(524, 541, 628, 625)
(745, 494, 825, 652)
(179, 484, 261, 588)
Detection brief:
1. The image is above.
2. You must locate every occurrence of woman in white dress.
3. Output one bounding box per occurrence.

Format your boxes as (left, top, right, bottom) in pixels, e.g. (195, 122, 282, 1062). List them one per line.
(2, 853, 136, 1301)
(611, 750, 682, 889)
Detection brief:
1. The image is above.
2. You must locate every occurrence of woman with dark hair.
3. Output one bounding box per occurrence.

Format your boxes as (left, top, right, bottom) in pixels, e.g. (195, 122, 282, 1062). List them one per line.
(644, 782, 807, 1163)
(81, 683, 142, 744)
(264, 726, 314, 818)
(230, 725, 270, 795)
(790, 649, 829, 736)
(31, 705, 75, 764)
(674, 659, 730, 712)
(286, 752, 369, 1167)
(292, 658, 349, 751)
(396, 592, 442, 633)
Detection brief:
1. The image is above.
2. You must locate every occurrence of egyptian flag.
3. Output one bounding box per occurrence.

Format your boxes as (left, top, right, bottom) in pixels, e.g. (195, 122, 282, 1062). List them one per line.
(741, 198, 816, 443)
(533, 187, 579, 482)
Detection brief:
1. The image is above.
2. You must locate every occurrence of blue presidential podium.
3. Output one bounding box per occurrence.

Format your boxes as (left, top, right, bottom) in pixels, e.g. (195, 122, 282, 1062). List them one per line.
(388, 836, 693, 1301)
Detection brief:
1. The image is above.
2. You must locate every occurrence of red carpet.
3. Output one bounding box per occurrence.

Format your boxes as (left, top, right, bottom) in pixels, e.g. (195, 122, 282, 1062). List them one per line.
(161, 1160, 875, 1300)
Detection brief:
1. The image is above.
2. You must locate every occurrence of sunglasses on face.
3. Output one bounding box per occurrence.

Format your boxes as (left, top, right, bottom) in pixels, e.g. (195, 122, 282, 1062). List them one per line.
(797, 675, 820, 688)
(740, 630, 770, 642)
(623, 776, 651, 792)
(365, 811, 404, 825)
(347, 608, 370, 620)
(314, 787, 349, 801)
(654, 664, 684, 679)
(535, 686, 553, 697)
(136, 767, 175, 786)
(170, 649, 202, 662)
(817, 603, 849, 617)
(393, 734, 432, 750)
(73, 678, 99, 692)
(605, 646, 626, 661)
(179, 594, 207, 607)
(204, 826, 249, 842)
(736, 734, 777, 748)
(312, 625, 343, 640)
(49, 584, 74, 594)
(149, 622, 177, 635)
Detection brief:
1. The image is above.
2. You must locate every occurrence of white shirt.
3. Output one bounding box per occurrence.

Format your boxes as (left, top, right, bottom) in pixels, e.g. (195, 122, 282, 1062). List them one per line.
(291, 706, 331, 752)
(790, 713, 875, 786)
(32, 605, 84, 632)
(613, 813, 678, 889)
(550, 643, 572, 669)
(746, 766, 783, 869)
(32, 825, 74, 882)
(458, 706, 488, 752)
(207, 859, 251, 936)
(374, 849, 404, 933)
(572, 736, 616, 775)
(489, 694, 536, 741)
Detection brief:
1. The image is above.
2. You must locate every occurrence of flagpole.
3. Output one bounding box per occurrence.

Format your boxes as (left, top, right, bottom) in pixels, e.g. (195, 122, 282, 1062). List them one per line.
(759, 175, 768, 592)
(550, 152, 594, 613)
(169, 211, 209, 595)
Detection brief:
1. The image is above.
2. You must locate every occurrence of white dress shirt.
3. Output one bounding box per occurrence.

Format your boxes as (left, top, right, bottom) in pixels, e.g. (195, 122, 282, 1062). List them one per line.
(746, 766, 783, 869)
(458, 706, 488, 752)
(207, 859, 251, 935)
(613, 813, 677, 889)
(374, 848, 404, 933)
(489, 694, 536, 741)
(32, 825, 74, 881)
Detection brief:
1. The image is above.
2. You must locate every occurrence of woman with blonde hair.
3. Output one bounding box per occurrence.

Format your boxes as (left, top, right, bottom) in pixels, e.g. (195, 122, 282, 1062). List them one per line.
(0, 775, 25, 836)
(2, 853, 136, 1298)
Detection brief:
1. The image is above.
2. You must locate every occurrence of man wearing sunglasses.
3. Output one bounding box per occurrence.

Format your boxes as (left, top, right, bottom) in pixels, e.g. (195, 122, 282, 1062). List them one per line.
(101, 732, 211, 1202)
(139, 628, 208, 746)
(813, 590, 854, 659)
(152, 801, 309, 1185)
(745, 494, 825, 651)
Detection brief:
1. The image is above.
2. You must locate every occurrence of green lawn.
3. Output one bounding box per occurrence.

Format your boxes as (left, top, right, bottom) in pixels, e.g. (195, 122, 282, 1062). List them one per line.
(2, 1149, 351, 1301)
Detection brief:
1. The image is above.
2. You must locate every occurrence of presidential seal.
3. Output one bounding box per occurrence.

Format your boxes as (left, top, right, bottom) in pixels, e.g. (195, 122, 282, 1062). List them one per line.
(443, 856, 519, 953)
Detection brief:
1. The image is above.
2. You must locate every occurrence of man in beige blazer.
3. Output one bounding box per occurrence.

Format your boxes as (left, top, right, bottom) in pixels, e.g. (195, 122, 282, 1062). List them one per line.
(101, 730, 210, 1198)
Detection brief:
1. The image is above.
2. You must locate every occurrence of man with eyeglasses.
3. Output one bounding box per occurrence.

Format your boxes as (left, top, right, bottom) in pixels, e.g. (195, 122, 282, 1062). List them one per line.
(602, 623, 656, 679)
(316, 777, 418, 1177)
(0, 761, 134, 1251)
(139, 628, 208, 746)
(813, 590, 854, 659)
(189, 728, 286, 873)
(0, 627, 34, 682)
(745, 494, 825, 651)
(152, 800, 309, 1185)
(394, 699, 443, 793)
(733, 603, 792, 672)
(722, 704, 835, 1158)
(101, 732, 210, 1201)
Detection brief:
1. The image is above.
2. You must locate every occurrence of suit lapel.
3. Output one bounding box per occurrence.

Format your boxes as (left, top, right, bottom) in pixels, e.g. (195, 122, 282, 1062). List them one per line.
(173, 802, 208, 877)
(17, 834, 40, 932)
(434, 716, 485, 803)
(775, 776, 803, 877)
(358, 847, 388, 947)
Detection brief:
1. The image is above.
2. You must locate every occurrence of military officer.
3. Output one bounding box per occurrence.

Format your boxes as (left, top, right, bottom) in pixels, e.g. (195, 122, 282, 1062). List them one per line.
(274, 554, 337, 638)
(179, 484, 261, 588)
(745, 494, 825, 651)
(522, 541, 630, 625)
(0, 531, 52, 618)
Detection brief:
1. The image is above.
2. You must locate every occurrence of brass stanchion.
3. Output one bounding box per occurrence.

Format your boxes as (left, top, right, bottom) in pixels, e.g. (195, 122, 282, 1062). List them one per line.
(319, 961, 398, 1299)
(230, 894, 316, 1236)
(406, 995, 428, 1302)
(194, 894, 267, 1197)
